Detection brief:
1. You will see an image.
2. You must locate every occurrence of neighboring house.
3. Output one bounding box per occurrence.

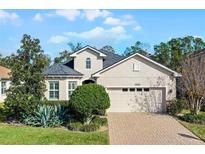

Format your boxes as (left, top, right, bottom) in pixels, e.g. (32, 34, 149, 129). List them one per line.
(43, 45, 181, 112)
(189, 49, 205, 64)
(0, 66, 11, 102)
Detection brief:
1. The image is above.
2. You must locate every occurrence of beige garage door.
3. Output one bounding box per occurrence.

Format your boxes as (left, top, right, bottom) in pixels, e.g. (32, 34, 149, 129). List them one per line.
(107, 87, 166, 112)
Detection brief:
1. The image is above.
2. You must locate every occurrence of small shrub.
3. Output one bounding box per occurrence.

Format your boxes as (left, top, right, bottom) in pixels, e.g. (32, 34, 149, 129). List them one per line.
(92, 116, 108, 126)
(0, 103, 6, 122)
(67, 121, 100, 132)
(180, 113, 205, 125)
(79, 123, 100, 132)
(167, 99, 188, 115)
(67, 122, 83, 131)
(4, 94, 44, 120)
(201, 99, 205, 111)
(69, 84, 110, 123)
(22, 104, 65, 127)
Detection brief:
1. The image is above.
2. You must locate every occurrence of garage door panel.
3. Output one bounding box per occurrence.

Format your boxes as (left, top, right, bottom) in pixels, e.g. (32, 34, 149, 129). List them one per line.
(107, 88, 165, 112)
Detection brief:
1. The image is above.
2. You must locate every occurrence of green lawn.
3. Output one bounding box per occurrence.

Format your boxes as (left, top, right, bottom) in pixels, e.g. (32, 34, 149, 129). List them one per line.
(181, 121, 205, 142)
(0, 123, 109, 145)
(179, 110, 205, 142)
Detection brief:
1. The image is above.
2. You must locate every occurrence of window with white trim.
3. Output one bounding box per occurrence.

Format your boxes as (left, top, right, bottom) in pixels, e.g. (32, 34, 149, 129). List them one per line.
(144, 88, 150, 92)
(68, 81, 77, 98)
(122, 88, 128, 92)
(49, 81, 59, 100)
(133, 63, 140, 71)
(1, 81, 6, 95)
(86, 58, 91, 69)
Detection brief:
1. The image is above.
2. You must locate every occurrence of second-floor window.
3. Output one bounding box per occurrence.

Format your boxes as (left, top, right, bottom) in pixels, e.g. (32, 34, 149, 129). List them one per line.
(1, 81, 6, 95)
(86, 58, 91, 69)
(49, 81, 59, 100)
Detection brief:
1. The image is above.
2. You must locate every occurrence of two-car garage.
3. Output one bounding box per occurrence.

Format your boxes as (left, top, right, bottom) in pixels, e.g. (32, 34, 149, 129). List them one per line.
(106, 87, 166, 113)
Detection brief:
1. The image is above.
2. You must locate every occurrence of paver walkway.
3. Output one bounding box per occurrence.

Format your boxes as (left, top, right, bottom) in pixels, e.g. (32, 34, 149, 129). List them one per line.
(108, 112, 205, 144)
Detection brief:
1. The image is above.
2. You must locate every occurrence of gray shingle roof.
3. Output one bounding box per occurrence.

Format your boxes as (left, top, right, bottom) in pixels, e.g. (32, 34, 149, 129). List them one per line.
(43, 63, 83, 76)
(44, 47, 125, 76)
(100, 49, 125, 68)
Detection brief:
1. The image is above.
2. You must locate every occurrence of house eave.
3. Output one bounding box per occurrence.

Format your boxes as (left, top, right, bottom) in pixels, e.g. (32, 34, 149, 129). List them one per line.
(44, 75, 83, 78)
(70, 46, 107, 58)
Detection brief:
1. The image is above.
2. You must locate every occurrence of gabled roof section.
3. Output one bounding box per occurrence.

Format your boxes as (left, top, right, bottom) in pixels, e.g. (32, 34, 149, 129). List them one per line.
(92, 52, 181, 77)
(0, 66, 11, 79)
(70, 45, 107, 57)
(62, 59, 74, 68)
(43, 63, 83, 76)
(100, 49, 125, 68)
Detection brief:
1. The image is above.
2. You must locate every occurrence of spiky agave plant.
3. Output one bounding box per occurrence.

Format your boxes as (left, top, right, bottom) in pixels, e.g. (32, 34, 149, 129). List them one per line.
(22, 104, 65, 127)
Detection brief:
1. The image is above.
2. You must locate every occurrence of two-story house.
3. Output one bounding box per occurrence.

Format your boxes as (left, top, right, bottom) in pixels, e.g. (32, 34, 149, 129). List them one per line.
(43, 45, 180, 112)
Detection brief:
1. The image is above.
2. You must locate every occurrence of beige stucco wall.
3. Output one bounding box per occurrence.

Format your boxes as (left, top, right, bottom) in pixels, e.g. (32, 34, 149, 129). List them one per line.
(44, 77, 82, 100)
(96, 55, 176, 101)
(73, 48, 103, 81)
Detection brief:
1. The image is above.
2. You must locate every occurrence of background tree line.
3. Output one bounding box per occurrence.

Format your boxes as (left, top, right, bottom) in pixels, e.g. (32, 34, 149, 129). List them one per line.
(123, 36, 205, 72)
(1, 35, 205, 72)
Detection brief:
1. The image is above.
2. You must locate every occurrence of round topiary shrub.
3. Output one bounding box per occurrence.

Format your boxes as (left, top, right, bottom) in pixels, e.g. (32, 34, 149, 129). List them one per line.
(69, 84, 110, 123)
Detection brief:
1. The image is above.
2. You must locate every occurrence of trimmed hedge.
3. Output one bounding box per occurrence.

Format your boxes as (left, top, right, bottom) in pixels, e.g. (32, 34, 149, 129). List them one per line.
(69, 84, 110, 122)
(180, 113, 205, 125)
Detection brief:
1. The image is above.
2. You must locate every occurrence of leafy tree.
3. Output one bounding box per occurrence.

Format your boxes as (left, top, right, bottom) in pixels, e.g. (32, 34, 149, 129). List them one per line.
(43, 54, 51, 67)
(153, 42, 170, 67)
(181, 55, 205, 115)
(68, 42, 83, 52)
(0, 53, 50, 69)
(54, 42, 83, 63)
(153, 36, 205, 72)
(123, 41, 151, 57)
(168, 38, 183, 71)
(54, 50, 72, 64)
(4, 34, 49, 119)
(194, 37, 205, 51)
(100, 45, 115, 53)
(0, 54, 15, 68)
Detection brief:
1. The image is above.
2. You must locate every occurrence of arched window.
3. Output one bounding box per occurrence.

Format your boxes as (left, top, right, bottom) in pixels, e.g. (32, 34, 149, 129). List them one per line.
(86, 58, 91, 69)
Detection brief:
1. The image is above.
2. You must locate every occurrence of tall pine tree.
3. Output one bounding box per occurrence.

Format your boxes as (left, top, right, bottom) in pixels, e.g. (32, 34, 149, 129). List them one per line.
(4, 34, 49, 119)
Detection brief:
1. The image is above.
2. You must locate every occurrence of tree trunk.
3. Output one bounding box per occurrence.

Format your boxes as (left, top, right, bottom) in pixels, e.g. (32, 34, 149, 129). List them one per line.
(191, 98, 201, 115)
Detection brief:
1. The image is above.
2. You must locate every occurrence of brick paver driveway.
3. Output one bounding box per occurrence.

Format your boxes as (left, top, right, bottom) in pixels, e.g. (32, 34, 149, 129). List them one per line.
(108, 113, 204, 145)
